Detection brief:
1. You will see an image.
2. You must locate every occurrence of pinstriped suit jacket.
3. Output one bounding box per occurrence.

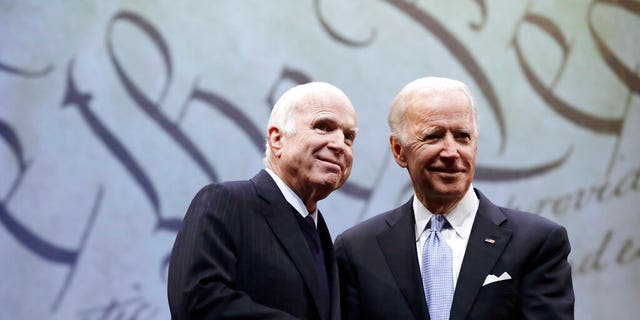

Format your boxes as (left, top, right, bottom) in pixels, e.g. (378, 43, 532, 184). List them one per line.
(168, 170, 340, 320)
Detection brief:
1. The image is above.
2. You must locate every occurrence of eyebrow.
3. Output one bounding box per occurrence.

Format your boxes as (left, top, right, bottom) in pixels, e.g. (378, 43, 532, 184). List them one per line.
(424, 127, 445, 134)
(313, 116, 358, 132)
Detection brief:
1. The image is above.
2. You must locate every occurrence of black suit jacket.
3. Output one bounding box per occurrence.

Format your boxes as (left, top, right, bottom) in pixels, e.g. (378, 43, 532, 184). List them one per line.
(168, 170, 340, 320)
(335, 189, 574, 319)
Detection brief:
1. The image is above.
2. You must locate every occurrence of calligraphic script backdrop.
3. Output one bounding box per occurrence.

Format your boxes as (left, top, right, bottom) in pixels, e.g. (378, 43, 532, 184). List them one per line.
(1, 1, 638, 319)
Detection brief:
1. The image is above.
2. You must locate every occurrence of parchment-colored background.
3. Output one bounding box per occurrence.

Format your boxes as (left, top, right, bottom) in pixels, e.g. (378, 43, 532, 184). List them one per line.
(1, 1, 638, 319)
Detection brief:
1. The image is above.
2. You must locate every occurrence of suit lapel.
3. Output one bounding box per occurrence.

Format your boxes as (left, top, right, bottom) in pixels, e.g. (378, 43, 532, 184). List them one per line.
(450, 189, 512, 319)
(251, 171, 327, 318)
(377, 200, 429, 320)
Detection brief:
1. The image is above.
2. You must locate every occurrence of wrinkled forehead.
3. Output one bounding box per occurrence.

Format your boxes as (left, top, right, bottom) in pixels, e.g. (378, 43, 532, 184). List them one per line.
(405, 88, 476, 131)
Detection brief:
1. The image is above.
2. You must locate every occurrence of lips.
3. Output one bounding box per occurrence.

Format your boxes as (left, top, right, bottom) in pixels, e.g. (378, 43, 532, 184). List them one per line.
(431, 167, 464, 173)
(430, 167, 465, 179)
(317, 156, 343, 171)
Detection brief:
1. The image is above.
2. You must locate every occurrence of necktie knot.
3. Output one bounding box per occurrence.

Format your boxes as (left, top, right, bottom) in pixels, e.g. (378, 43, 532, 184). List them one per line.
(305, 215, 316, 231)
(430, 214, 446, 233)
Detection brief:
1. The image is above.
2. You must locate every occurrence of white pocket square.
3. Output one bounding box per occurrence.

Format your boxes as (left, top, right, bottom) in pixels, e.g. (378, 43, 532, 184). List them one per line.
(482, 272, 512, 286)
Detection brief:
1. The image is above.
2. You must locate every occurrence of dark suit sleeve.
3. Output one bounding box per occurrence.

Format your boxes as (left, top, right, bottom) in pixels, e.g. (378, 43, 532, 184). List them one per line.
(520, 224, 574, 319)
(167, 184, 298, 320)
(335, 234, 361, 320)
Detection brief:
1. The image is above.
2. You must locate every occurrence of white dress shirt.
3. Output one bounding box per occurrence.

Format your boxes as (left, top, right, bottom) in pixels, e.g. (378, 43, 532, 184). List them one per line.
(415, 185, 479, 289)
(265, 168, 318, 226)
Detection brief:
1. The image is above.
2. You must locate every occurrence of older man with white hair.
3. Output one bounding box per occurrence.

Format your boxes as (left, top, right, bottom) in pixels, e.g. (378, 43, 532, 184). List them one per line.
(169, 82, 358, 320)
(335, 77, 574, 320)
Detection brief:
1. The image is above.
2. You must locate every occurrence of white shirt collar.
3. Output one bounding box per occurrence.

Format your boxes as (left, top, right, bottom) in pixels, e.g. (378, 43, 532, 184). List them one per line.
(414, 184, 479, 242)
(265, 168, 318, 225)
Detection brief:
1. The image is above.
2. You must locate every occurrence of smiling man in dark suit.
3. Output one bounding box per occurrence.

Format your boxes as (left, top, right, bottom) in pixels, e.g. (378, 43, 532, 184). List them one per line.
(168, 82, 358, 320)
(335, 77, 574, 319)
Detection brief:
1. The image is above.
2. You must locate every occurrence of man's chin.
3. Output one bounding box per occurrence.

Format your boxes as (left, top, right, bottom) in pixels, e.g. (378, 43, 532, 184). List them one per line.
(313, 174, 344, 191)
(431, 184, 468, 198)
(439, 192, 464, 199)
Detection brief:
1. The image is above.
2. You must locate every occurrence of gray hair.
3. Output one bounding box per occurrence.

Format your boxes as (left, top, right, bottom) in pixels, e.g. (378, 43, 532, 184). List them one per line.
(388, 76, 478, 145)
(263, 82, 348, 166)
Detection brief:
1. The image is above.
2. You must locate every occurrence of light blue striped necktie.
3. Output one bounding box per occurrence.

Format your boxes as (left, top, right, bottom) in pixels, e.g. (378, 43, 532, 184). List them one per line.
(421, 214, 453, 320)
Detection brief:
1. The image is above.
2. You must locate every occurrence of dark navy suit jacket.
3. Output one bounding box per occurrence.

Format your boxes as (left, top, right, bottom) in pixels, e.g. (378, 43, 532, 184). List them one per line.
(335, 189, 574, 319)
(168, 170, 340, 320)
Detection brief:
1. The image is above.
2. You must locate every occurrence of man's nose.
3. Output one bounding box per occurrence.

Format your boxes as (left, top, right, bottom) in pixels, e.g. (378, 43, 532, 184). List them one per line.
(440, 135, 459, 158)
(327, 130, 348, 154)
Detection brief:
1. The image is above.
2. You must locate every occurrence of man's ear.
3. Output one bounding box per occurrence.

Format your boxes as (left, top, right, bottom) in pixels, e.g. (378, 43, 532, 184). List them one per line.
(390, 135, 407, 168)
(267, 126, 283, 157)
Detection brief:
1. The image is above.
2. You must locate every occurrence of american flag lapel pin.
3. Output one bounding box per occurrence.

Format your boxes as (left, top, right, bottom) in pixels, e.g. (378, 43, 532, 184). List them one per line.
(484, 238, 496, 244)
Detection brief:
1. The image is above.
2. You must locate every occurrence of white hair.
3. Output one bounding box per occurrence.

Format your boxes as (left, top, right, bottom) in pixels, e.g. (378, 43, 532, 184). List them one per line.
(388, 76, 478, 145)
(263, 82, 348, 166)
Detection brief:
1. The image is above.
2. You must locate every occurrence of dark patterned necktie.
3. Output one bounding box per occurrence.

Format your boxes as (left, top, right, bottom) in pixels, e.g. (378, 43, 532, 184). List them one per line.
(303, 214, 330, 319)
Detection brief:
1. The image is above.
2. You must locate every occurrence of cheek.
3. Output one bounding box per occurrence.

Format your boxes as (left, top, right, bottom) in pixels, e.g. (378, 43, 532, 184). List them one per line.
(412, 149, 436, 166)
(461, 148, 477, 164)
(464, 143, 478, 156)
(408, 159, 427, 177)
(345, 150, 354, 164)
